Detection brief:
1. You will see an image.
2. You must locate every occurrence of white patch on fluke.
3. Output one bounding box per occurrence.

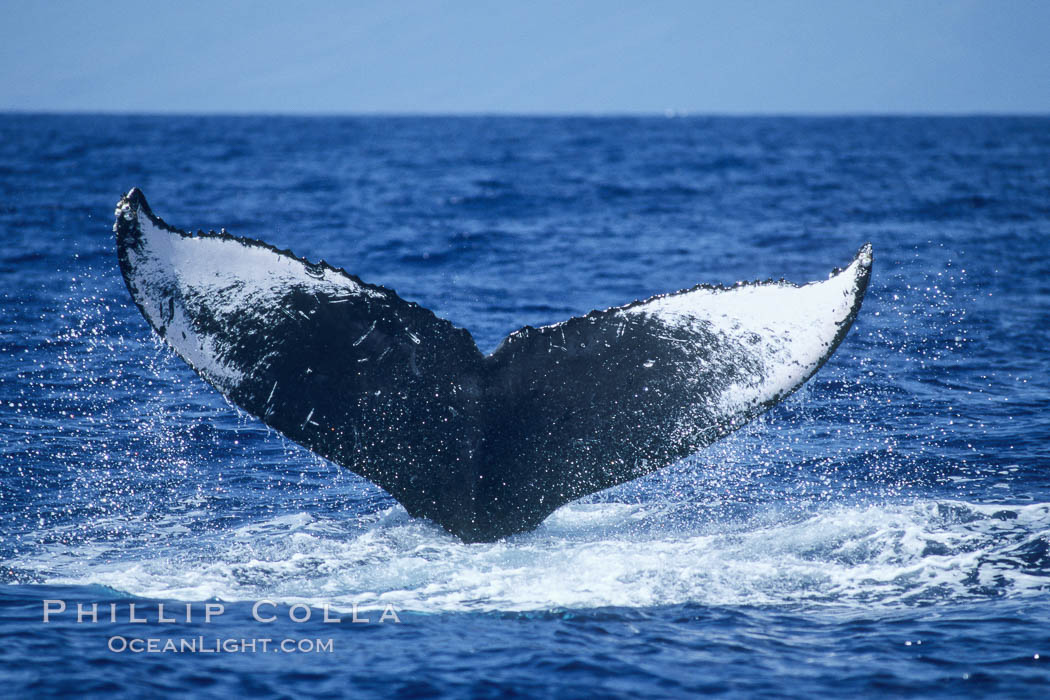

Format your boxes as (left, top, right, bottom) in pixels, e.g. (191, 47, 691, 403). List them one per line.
(627, 248, 870, 414)
(122, 202, 384, 391)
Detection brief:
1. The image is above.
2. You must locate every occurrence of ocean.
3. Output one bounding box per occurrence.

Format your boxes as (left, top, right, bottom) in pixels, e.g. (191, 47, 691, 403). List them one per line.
(0, 114, 1048, 697)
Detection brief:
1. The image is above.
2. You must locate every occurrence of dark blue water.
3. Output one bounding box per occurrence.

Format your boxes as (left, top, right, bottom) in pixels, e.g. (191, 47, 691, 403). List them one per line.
(1, 115, 1048, 697)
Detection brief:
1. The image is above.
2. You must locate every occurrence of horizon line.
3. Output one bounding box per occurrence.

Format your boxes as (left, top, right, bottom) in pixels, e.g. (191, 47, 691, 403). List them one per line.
(3, 108, 1049, 119)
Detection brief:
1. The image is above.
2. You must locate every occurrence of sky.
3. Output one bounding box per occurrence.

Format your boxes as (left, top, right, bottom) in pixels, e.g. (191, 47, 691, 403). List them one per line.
(2, 0, 1048, 115)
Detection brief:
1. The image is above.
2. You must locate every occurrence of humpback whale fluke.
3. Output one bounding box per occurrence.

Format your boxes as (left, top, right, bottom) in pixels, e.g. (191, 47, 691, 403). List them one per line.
(114, 188, 872, 542)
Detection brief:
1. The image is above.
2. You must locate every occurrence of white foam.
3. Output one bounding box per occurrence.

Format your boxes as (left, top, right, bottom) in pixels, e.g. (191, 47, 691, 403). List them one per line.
(13, 497, 1049, 613)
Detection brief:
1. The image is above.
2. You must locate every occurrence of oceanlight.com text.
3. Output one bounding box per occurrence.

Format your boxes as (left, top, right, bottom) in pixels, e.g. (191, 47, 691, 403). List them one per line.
(107, 636, 335, 654)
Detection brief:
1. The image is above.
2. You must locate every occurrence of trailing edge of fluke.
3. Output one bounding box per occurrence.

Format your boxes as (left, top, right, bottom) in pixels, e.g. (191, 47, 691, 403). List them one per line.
(114, 188, 872, 542)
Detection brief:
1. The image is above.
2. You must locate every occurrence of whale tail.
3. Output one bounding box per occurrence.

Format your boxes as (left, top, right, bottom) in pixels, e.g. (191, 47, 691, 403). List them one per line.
(115, 189, 871, 541)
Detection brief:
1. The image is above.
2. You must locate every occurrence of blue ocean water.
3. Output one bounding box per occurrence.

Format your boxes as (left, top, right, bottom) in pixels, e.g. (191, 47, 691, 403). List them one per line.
(0, 114, 1048, 697)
